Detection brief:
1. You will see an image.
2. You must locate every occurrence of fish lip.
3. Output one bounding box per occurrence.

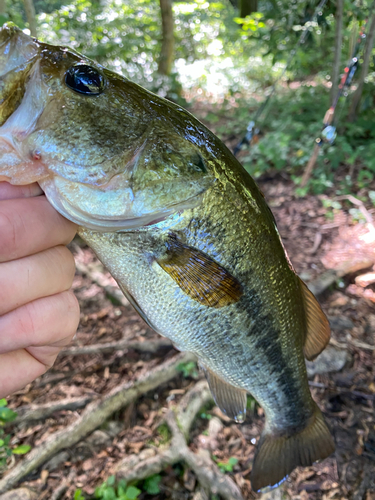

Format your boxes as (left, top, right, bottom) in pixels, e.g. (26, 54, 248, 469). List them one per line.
(39, 177, 201, 233)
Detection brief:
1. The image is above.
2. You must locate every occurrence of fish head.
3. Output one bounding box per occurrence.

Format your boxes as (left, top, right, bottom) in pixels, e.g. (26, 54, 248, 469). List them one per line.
(0, 23, 215, 231)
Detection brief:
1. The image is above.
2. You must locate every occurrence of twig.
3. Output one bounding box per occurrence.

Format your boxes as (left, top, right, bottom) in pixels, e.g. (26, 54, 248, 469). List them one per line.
(306, 232, 322, 255)
(9, 397, 94, 425)
(50, 471, 76, 500)
(334, 194, 375, 229)
(60, 338, 173, 357)
(309, 381, 375, 400)
(330, 337, 375, 351)
(115, 380, 243, 500)
(300, 142, 320, 187)
(307, 260, 374, 296)
(0, 352, 195, 494)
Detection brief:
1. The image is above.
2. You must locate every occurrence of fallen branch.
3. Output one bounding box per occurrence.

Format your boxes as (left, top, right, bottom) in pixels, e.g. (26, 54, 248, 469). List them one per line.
(50, 471, 76, 500)
(334, 194, 375, 230)
(115, 380, 244, 500)
(60, 338, 173, 357)
(330, 337, 375, 351)
(0, 352, 195, 494)
(307, 260, 374, 297)
(309, 381, 375, 400)
(10, 397, 94, 425)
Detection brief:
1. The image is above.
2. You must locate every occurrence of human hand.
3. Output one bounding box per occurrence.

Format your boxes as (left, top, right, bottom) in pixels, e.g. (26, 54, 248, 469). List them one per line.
(0, 182, 80, 398)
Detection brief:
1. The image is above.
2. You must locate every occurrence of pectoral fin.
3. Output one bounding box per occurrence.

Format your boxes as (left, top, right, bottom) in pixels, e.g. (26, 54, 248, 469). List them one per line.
(157, 234, 243, 308)
(299, 278, 331, 361)
(201, 365, 247, 423)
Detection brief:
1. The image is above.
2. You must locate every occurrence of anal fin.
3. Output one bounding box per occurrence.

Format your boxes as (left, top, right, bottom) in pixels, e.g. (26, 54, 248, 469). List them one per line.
(299, 278, 331, 361)
(201, 365, 247, 423)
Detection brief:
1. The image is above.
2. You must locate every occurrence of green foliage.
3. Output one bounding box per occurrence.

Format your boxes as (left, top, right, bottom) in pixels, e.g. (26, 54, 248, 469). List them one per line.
(94, 476, 141, 500)
(231, 84, 375, 193)
(177, 361, 199, 379)
(74, 489, 86, 500)
(214, 456, 238, 473)
(143, 474, 162, 494)
(320, 198, 342, 221)
(0, 399, 31, 469)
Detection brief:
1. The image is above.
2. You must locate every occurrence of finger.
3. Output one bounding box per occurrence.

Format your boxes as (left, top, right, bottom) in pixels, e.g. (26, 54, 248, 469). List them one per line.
(0, 246, 76, 316)
(0, 182, 43, 200)
(0, 290, 80, 355)
(0, 349, 49, 398)
(0, 196, 77, 262)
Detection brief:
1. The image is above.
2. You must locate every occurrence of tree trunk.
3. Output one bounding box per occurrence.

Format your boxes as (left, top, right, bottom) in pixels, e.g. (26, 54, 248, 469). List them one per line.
(23, 0, 37, 37)
(348, 13, 375, 121)
(331, 0, 343, 104)
(0, 0, 6, 15)
(240, 0, 258, 17)
(158, 0, 174, 76)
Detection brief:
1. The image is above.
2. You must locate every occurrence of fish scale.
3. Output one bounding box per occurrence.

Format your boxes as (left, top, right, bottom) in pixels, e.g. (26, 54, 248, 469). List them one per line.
(0, 22, 335, 490)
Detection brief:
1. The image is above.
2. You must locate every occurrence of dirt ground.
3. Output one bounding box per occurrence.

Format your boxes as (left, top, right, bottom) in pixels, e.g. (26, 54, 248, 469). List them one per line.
(2, 125, 375, 500)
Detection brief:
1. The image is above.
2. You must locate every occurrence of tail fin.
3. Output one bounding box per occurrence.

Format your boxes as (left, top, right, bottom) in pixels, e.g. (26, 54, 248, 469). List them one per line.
(250, 403, 335, 492)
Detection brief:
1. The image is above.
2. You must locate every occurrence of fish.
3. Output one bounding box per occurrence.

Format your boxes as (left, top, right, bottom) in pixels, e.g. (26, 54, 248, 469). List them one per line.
(0, 23, 335, 490)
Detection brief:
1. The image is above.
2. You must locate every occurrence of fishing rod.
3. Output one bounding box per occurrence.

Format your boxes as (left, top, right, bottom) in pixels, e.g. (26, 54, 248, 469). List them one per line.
(300, 5, 375, 187)
(233, 0, 329, 157)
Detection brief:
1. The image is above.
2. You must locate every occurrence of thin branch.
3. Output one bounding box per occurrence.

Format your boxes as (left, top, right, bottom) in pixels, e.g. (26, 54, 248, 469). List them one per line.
(10, 396, 94, 425)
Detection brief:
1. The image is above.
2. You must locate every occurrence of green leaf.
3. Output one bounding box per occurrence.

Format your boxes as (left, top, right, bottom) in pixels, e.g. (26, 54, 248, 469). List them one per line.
(125, 486, 141, 500)
(12, 444, 31, 455)
(144, 474, 162, 494)
(228, 457, 238, 467)
(0, 407, 17, 423)
(102, 487, 116, 500)
(74, 489, 85, 500)
(106, 475, 116, 487)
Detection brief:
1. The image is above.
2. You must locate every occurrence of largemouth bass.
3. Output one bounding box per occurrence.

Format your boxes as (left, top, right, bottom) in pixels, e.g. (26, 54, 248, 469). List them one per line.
(0, 23, 334, 490)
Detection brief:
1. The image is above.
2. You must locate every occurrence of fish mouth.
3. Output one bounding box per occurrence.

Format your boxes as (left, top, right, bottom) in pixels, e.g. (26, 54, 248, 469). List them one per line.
(39, 176, 205, 232)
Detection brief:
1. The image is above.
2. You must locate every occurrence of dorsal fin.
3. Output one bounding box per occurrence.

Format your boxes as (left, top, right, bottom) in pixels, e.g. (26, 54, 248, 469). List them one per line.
(299, 278, 331, 361)
(157, 234, 243, 308)
(201, 365, 247, 423)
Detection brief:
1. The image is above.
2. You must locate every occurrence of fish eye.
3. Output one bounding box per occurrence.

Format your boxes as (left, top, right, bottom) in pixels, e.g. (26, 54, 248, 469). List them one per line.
(65, 64, 105, 95)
